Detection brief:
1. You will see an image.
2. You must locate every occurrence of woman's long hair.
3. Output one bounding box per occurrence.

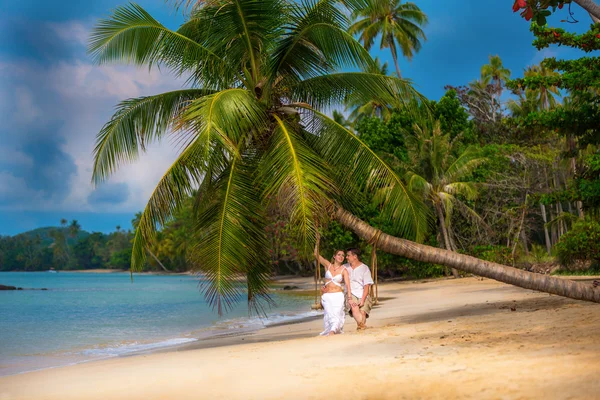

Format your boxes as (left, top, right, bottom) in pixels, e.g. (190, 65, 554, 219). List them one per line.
(330, 249, 345, 266)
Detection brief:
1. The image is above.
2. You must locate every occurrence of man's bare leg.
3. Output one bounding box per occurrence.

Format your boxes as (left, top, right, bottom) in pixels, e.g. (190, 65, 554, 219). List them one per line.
(350, 304, 365, 329)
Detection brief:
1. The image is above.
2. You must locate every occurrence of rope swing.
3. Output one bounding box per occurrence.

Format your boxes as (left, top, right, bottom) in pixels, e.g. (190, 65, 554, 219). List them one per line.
(311, 229, 323, 310)
(368, 229, 382, 305)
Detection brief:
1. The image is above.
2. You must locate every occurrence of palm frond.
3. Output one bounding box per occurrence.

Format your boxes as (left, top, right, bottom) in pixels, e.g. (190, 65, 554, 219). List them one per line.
(195, 0, 285, 84)
(131, 88, 267, 274)
(443, 182, 479, 201)
(259, 115, 337, 255)
(92, 89, 215, 184)
(191, 155, 272, 315)
(131, 124, 228, 274)
(270, 0, 374, 84)
(292, 72, 425, 111)
(406, 171, 432, 195)
(444, 146, 487, 183)
(302, 107, 430, 242)
(178, 88, 268, 149)
(88, 3, 230, 86)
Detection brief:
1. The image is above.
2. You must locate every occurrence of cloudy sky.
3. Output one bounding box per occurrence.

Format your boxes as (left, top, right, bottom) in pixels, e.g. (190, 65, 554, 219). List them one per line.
(0, 0, 591, 235)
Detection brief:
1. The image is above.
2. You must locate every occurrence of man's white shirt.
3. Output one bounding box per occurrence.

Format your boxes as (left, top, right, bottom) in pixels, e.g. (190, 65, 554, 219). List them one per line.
(344, 263, 374, 298)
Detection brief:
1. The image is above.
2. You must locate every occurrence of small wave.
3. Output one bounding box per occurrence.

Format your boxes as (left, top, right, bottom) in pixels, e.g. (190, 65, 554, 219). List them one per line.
(81, 338, 197, 357)
(208, 310, 321, 333)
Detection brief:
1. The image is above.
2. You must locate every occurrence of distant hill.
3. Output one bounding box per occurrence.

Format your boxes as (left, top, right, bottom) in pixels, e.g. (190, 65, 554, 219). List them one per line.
(15, 227, 91, 247)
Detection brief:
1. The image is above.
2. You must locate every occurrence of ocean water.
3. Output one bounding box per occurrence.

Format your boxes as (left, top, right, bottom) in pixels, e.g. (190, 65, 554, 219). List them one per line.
(0, 272, 318, 376)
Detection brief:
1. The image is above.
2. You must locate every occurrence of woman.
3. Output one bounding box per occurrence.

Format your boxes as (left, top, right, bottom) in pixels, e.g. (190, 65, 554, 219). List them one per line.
(316, 250, 352, 336)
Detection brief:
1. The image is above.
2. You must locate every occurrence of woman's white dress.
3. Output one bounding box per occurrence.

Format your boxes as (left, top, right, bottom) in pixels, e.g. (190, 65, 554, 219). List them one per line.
(320, 269, 346, 335)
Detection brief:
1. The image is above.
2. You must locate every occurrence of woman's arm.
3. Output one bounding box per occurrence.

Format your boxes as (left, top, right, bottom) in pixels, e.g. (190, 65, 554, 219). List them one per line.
(313, 248, 331, 269)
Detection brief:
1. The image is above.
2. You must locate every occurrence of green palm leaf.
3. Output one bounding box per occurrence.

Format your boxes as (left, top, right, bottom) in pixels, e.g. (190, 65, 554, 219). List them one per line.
(191, 155, 272, 315)
(259, 115, 338, 254)
(270, 0, 374, 84)
(92, 89, 215, 184)
(292, 72, 424, 110)
(130, 88, 267, 272)
(88, 3, 230, 86)
(302, 107, 429, 241)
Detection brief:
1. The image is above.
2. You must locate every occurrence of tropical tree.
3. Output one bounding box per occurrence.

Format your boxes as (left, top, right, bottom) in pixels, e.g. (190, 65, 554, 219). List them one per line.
(402, 119, 487, 277)
(481, 55, 511, 95)
(524, 64, 561, 111)
(69, 220, 81, 239)
(89, 0, 427, 314)
(350, 0, 428, 78)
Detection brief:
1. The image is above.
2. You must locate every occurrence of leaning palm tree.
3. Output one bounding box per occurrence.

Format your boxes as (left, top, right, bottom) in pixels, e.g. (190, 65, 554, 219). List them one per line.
(91, 1, 600, 311)
(90, 0, 428, 314)
(350, 0, 428, 78)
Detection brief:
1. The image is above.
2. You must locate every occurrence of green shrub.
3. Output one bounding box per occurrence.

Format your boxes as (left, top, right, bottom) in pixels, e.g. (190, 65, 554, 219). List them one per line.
(470, 245, 514, 265)
(555, 219, 600, 267)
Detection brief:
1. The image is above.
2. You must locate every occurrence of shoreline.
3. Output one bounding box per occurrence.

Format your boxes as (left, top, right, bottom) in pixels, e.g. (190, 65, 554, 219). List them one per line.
(2, 276, 600, 399)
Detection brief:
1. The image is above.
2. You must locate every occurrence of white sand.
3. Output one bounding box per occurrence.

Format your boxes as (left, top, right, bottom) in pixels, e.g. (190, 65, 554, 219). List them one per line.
(1, 276, 599, 399)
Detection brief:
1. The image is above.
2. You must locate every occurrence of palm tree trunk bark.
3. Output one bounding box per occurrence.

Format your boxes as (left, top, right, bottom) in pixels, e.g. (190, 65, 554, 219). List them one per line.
(540, 204, 552, 256)
(389, 39, 402, 78)
(512, 195, 528, 264)
(435, 203, 459, 278)
(146, 247, 169, 272)
(335, 207, 600, 303)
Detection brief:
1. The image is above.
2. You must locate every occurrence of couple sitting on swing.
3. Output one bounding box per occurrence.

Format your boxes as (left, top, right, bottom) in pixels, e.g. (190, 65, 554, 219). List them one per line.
(315, 247, 375, 336)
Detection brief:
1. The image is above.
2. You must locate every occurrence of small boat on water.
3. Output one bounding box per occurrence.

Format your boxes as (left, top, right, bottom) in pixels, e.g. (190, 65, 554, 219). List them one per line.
(48, 268, 58, 273)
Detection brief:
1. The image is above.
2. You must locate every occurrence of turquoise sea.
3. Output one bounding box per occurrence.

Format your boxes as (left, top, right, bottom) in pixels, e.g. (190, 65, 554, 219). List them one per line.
(0, 272, 316, 376)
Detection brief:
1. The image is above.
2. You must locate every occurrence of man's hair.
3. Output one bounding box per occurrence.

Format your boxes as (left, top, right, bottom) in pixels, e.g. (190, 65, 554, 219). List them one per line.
(346, 247, 361, 257)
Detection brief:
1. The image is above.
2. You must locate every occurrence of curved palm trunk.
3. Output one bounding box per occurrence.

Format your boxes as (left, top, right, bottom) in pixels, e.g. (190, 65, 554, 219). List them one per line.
(335, 208, 600, 303)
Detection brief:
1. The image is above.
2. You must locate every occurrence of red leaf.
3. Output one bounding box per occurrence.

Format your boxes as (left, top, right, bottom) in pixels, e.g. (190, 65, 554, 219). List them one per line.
(553, 31, 560, 38)
(521, 7, 534, 21)
(513, 0, 526, 12)
(558, 3, 564, 9)
(596, 34, 600, 39)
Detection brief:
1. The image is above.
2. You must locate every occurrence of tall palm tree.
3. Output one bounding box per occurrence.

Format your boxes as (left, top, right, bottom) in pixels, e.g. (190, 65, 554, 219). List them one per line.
(524, 64, 561, 111)
(90, 0, 427, 314)
(69, 220, 81, 238)
(481, 55, 511, 94)
(403, 119, 487, 277)
(350, 0, 428, 78)
(481, 55, 510, 112)
(91, 1, 600, 310)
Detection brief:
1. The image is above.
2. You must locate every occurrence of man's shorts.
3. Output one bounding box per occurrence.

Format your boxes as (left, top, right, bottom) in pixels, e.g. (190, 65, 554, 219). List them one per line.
(348, 294, 373, 318)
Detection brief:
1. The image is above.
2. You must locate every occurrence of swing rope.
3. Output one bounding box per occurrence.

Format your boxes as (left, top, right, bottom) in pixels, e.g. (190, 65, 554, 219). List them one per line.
(312, 229, 323, 310)
(368, 229, 382, 305)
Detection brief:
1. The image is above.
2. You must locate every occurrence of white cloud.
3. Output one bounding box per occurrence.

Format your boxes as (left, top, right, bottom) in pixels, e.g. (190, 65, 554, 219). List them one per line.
(14, 86, 41, 124)
(47, 21, 89, 46)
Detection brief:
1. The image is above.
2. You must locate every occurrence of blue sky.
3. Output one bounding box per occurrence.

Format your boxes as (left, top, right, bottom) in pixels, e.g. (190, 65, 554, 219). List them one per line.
(0, 0, 593, 235)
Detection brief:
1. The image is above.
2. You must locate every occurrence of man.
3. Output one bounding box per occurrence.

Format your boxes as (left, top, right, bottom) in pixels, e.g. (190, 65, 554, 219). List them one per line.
(344, 248, 374, 330)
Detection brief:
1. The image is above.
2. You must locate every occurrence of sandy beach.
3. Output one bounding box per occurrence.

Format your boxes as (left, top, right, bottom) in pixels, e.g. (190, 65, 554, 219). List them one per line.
(1, 276, 599, 400)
